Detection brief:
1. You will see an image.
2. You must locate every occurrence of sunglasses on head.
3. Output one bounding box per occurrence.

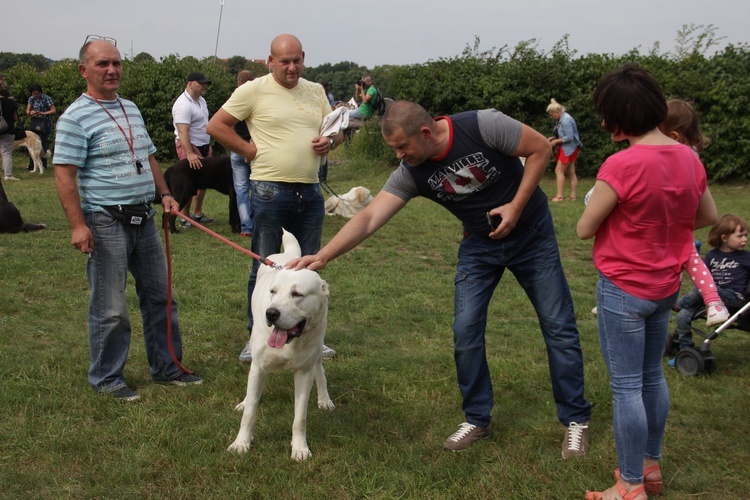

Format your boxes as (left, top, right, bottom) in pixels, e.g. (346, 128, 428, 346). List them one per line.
(85, 35, 117, 46)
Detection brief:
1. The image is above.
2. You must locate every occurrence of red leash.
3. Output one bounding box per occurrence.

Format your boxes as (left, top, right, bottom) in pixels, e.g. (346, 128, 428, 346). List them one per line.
(161, 209, 283, 374)
(167, 208, 281, 269)
(162, 214, 194, 374)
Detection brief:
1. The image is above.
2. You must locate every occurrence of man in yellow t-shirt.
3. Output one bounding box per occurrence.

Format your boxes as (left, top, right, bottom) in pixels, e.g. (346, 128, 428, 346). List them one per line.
(207, 33, 343, 362)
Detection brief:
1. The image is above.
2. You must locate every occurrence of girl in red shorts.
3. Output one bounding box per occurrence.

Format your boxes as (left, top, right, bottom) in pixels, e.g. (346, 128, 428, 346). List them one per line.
(547, 98, 583, 201)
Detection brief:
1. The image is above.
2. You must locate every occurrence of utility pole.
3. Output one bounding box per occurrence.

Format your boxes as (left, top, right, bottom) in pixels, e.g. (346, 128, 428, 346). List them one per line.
(214, 0, 225, 61)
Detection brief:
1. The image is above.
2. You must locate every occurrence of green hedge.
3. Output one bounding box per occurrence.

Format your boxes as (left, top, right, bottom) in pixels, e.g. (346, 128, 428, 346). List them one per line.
(381, 38, 750, 180)
(5, 31, 749, 179)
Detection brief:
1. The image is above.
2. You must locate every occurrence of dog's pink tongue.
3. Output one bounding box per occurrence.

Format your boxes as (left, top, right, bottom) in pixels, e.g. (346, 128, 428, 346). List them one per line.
(267, 328, 289, 348)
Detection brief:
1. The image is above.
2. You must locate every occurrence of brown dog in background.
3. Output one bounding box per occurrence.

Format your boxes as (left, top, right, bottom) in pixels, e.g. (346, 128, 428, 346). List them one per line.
(14, 130, 50, 174)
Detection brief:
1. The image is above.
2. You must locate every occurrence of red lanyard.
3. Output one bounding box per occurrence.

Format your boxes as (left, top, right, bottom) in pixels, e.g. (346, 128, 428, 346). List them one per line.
(89, 94, 143, 174)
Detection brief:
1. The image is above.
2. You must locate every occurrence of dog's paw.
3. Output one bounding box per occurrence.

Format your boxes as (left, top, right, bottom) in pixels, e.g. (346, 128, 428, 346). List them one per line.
(291, 446, 311, 461)
(234, 401, 245, 412)
(227, 440, 251, 454)
(318, 399, 335, 411)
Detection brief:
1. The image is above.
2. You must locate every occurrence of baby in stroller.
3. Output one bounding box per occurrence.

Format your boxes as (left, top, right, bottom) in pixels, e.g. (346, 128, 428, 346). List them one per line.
(670, 214, 750, 365)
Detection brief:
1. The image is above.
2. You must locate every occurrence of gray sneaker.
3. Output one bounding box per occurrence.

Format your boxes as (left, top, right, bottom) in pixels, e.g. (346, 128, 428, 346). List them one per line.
(321, 344, 337, 359)
(562, 421, 589, 458)
(191, 213, 215, 224)
(159, 373, 203, 386)
(111, 386, 141, 402)
(239, 339, 252, 363)
(443, 422, 490, 451)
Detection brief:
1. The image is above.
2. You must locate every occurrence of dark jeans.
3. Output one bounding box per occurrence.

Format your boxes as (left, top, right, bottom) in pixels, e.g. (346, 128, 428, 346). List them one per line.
(453, 210, 591, 428)
(246, 181, 325, 330)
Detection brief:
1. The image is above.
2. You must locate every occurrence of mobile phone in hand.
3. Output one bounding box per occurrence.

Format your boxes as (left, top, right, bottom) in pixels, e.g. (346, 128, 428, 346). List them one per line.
(486, 212, 502, 231)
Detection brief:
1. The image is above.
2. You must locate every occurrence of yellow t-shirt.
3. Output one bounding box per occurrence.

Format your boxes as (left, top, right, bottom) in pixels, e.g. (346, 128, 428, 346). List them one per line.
(222, 74, 330, 183)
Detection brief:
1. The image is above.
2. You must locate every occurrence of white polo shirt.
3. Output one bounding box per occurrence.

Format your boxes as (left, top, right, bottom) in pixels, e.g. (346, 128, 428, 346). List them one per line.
(172, 90, 210, 147)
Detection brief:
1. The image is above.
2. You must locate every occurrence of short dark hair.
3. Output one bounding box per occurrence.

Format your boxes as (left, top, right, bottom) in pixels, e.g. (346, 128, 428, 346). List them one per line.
(593, 64, 667, 137)
(382, 100, 434, 138)
(237, 70, 254, 85)
(29, 84, 43, 93)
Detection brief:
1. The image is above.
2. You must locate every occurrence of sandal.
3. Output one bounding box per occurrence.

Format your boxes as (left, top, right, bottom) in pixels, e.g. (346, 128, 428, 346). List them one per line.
(585, 480, 646, 500)
(567, 196, 577, 201)
(615, 464, 662, 496)
(550, 196, 565, 202)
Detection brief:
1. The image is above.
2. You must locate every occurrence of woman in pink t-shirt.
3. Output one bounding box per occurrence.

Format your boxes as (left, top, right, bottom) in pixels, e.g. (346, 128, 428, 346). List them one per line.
(577, 65, 718, 500)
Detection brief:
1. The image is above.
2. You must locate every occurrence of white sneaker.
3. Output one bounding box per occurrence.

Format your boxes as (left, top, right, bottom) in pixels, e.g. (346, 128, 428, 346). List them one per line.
(706, 303, 729, 327)
(321, 344, 337, 359)
(4, 176, 19, 181)
(591, 306, 597, 316)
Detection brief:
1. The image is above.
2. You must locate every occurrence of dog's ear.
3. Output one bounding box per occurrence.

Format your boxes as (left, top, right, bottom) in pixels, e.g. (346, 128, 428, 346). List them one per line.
(355, 187, 371, 204)
(320, 280, 330, 299)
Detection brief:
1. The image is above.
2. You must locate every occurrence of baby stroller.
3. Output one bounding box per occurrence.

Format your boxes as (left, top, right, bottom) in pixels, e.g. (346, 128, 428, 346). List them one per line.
(664, 298, 750, 376)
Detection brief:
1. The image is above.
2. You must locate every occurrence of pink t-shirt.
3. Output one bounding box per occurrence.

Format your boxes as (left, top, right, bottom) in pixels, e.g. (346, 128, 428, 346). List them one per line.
(594, 143, 707, 300)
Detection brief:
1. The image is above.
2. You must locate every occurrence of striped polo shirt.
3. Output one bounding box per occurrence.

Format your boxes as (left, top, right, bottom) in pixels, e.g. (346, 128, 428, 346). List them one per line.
(53, 94, 157, 213)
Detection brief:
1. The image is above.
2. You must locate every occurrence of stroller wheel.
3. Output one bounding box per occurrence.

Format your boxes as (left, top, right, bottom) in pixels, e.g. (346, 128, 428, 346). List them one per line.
(675, 348, 705, 376)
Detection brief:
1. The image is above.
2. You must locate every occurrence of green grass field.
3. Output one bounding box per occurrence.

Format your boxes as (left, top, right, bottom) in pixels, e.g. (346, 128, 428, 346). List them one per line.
(1, 152, 749, 499)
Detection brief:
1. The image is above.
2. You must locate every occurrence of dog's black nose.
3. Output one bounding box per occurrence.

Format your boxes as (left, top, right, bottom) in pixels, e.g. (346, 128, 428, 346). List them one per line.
(266, 307, 280, 323)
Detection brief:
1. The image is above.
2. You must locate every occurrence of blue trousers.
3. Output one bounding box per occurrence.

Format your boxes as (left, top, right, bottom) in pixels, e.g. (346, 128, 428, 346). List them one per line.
(597, 275, 675, 482)
(453, 210, 591, 428)
(246, 181, 325, 329)
(85, 213, 184, 392)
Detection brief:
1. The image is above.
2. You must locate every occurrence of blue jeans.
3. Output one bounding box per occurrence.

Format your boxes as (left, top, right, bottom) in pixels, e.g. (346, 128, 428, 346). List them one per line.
(348, 108, 363, 120)
(674, 286, 744, 350)
(85, 212, 184, 392)
(453, 210, 591, 428)
(597, 275, 675, 483)
(230, 152, 253, 234)
(246, 181, 325, 329)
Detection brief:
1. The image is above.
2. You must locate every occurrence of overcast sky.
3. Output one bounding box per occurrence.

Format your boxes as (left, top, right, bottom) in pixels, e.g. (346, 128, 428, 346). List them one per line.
(4, 0, 747, 68)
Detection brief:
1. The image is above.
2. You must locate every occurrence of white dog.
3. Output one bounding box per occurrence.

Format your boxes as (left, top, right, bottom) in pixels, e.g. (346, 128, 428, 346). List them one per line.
(228, 230, 334, 461)
(14, 131, 50, 174)
(324, 186, 373, 219)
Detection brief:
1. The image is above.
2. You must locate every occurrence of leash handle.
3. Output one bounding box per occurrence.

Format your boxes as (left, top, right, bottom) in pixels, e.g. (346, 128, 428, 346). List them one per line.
(168, 208, 281, 269)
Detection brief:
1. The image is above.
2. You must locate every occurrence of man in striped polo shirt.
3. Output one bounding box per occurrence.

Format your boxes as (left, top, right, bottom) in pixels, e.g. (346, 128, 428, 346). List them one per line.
(54, 38, 202, 402)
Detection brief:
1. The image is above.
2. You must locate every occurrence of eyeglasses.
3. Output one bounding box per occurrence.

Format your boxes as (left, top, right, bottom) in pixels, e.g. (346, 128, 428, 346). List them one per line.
(85, 35, 117, 46)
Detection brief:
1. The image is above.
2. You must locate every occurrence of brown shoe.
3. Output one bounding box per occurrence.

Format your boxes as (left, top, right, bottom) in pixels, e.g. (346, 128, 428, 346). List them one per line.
(443, 422, 489, 451)
(562, 421, 589, 458)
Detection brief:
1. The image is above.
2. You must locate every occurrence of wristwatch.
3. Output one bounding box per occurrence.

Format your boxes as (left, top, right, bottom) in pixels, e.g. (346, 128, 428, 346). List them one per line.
(328, 137, 335, 150)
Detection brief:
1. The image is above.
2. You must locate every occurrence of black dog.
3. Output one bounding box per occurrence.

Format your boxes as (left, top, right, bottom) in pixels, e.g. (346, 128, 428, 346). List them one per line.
(163, 156, 240, 234)
(0, 179, 46, 233)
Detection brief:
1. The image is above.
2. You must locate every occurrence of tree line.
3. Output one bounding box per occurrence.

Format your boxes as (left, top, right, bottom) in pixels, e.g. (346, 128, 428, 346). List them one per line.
(2, 25, 748, 180)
